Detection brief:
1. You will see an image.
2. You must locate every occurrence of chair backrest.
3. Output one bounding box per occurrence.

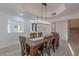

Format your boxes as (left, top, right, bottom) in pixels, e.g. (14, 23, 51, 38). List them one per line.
(51, 32, 57, 37)
(30, 32, 37, 38)
(19, 36, 31, 56)
(43, 36, 52, 48)
(38, 32, 43, 37)
(19, 36, 26, 51)
(57, 33, 59, 40)
(51, 32, 59, 46)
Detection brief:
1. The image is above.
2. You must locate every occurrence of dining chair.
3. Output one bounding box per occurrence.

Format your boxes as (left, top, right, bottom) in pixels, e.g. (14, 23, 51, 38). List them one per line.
(56, 33, 59, 49)
(38, 32, 43, 37)
(36, 43, 44, 56)
(42, 36, 51, 56)
(48, 35, 55, 52)
(30, 32, 37, 38)
(51, 32, 59, 52)
(19, 36, 30, 56)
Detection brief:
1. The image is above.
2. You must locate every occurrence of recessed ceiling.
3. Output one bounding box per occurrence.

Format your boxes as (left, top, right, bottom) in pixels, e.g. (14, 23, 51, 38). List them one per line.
(22, 3, 64, 18)
(0, 3, 79, 21)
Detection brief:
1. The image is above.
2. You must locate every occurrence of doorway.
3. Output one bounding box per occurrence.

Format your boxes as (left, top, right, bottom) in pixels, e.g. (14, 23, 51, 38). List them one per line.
(68, 19, 79, 56)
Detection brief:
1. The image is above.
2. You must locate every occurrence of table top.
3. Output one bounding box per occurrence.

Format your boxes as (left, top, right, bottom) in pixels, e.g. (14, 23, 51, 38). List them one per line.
(26, 36, 55, 47)
(26, 37, 44, 47)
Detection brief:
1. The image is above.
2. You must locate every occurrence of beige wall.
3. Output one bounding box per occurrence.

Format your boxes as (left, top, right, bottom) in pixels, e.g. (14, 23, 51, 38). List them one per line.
(70, 19, 79, 27)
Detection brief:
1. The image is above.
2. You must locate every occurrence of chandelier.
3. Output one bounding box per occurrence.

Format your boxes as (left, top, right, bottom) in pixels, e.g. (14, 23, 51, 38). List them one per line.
(36, 3, 50, 24)
(31, 3, 50, 24)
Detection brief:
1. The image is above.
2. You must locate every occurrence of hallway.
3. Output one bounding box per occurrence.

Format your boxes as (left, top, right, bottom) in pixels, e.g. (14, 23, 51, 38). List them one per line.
(69, 27, 79, 55)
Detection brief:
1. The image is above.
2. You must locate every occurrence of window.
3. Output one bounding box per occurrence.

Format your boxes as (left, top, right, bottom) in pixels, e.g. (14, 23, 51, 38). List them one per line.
(13, 25, 22, 32)
(8, 20, 24, 33)
(8, 24, 11, 33)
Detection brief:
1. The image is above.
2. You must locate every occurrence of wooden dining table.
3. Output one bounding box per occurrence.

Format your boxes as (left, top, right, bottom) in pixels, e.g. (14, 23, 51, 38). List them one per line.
(25, 36, 56, 56)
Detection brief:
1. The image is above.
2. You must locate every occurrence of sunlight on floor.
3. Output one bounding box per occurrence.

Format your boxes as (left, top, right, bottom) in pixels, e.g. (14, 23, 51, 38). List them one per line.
(68, 43, 74, 56)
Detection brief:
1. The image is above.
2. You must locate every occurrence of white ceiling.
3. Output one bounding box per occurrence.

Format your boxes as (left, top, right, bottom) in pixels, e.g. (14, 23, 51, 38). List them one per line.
(0, 3, 79, 21)
(22, 3, 63, 17)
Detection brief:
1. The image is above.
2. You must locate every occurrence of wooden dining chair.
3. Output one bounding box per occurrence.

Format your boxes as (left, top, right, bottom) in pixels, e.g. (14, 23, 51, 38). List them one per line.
(30, 32, 37, 38)
(42, 36, 51, 56)
(19, 36, 30, 56)
(51, 32, 59, 52)
(35, 44, 43, 56)
(56, 33, 59, 49)
(38, 32, 43, 37)
(49, 35, 55, 52)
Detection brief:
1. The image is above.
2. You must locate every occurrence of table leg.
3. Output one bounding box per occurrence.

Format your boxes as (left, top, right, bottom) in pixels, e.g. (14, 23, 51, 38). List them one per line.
(30, 47, 37, 56)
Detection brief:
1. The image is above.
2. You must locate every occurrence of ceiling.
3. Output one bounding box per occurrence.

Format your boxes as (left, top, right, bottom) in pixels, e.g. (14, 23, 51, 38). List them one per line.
(0, 3, 79, 21)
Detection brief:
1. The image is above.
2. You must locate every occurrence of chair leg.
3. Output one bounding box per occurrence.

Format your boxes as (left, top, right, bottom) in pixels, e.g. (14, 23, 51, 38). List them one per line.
(56, 40, 59, 49)
(48, 49, 50, 56)
(37, 51, 41, 56)
(41, 50, 43, 56)
(21, 49, 25, 56)
(42, 51, 44, 56)
(53, 46, 55, 52)
(54, 39, 59, 50)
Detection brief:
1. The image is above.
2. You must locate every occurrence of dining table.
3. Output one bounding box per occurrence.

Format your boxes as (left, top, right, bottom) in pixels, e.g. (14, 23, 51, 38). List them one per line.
(25, 35, 56, 56)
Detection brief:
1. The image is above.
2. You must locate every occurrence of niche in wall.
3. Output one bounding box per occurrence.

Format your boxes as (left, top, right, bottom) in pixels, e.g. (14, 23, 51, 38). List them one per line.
(32, 23, 37, 32)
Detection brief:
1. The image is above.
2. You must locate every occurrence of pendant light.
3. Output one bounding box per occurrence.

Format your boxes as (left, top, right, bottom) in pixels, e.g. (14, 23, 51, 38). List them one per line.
(35, 3, 50, 24)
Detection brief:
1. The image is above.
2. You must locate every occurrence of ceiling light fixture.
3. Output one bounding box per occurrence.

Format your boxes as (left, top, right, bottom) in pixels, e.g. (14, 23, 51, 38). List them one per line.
(32, 3, 50, 24)
(36, 3, 50, 24)
(42, 3, 47, 20)
(19, 13, 23, 16)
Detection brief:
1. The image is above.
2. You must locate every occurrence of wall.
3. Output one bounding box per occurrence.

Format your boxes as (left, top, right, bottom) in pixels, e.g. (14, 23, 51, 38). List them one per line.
(0, 12, 52, 49)
(37, 23, 51, 36)
(70, 19, 79, 27)
(0, 12, 31, 49)
(56, 20, 68, 40)
(51, 12, 79, 22)
(51, 22, 56, 32)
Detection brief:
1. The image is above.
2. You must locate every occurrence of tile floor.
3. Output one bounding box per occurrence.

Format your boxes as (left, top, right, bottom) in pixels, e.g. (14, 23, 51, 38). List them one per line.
(0, 40, 72, 56)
